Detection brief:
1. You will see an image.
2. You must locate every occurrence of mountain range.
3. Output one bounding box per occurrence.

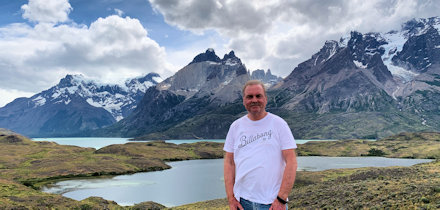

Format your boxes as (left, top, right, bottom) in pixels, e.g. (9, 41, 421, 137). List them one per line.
(120, 16, 440, 140)
(0, 73, 161, 137)
(268, 16, 440, 139)
(0, 50, 281, 138)
(98, 49, 251, 138)
(1, 16, 440, 139)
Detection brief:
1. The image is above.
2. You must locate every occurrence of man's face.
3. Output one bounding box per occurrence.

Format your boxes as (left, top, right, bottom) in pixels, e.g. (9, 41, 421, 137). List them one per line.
(243, 84, 267, 116)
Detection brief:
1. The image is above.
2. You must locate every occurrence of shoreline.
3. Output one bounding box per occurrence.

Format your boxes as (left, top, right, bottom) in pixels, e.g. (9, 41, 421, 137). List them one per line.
(41, 157, 434, 208)
(0, 130, 439, 209)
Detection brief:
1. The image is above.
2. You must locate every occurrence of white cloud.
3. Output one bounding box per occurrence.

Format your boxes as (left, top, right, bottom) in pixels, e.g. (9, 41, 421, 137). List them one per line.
(0, 4, 173, 106)
(149, 0, 273, 36)
(0, 88, 35, 108)
(149, 0, 440, 77)
(21, 0, 72, 24)
(2, 0, 440, 107)
(114, 8, 124, 16)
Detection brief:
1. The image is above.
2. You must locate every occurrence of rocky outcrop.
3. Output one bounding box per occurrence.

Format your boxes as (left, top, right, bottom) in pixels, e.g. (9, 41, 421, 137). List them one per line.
(271, 32, 396, 113)
(250, 69, 283, 87)
(105, 49, 251, 138)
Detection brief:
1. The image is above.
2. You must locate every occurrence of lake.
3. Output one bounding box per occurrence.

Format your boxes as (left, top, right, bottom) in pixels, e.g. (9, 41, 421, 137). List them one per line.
(41, 157, 432, 207)
(32, 137, 340, 149)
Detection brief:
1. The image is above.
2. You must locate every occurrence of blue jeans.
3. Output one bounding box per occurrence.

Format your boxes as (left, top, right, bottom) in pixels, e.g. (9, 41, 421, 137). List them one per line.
(239, 197, 288, 210)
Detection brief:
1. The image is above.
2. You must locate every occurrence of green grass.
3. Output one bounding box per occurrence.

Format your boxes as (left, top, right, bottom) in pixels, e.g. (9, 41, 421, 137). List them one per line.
(179, 161, 440, 209)
(297, 132, 440, 159)
(1, 129, 439, 209)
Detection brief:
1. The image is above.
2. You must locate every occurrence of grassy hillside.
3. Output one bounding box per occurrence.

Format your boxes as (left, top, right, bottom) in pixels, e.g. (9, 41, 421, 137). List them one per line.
(0, 128, 438, 209)
(0, 129, 222, 209)
(174, 161, 439, 209)
(270, 110, 431, 139)
(297, 131, 440, 159)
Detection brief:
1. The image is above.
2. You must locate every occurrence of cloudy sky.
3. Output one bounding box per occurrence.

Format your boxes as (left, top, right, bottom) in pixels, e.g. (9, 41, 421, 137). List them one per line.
(0, 0, 439, 107)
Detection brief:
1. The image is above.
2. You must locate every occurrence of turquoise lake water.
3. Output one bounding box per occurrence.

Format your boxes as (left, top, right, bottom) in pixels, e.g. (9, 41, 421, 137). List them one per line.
(42, 157, 432, 207)
(34, 137, 431, 207)
(32, 137, 339, 149)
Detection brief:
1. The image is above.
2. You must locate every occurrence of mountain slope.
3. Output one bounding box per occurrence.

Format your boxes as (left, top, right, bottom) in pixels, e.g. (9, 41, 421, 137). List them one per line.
(267, 17, 440, 139)
(271, 33, 396, 113)
(0, 73, 161, 137)
(5, 17, 440, 139)
(103, 49, 250, 138)
(109, 17, 440, 139)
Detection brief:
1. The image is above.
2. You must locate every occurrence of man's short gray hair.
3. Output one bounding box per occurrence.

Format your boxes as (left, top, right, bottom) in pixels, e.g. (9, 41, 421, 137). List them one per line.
(242, 80, 267, 97)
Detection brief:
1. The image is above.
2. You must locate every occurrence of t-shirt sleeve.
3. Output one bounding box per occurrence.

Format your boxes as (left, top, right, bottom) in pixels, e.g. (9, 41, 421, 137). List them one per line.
(223, 122, 236, 153)
(278, 120, 297, 150)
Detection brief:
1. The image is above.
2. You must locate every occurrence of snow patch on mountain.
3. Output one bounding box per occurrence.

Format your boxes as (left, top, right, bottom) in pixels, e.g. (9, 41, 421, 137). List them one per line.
(32, 96, 46, 107)
(86, 98, 102, 108)
(380, 30, 418, 82)
(222, 77, 233, 86)
(153, 76, 163, 83)
(387, 65, 419, 83)
(30, 73, 160, 121)
(225, 58, 239, 66)
(435, 23, 440, 32)
(127, 80, 154, 93)
(354, 60, 367, 69)
(328, 46, 338, 61)
(207, 61, 220, 65)
(402, 17, 438, 38)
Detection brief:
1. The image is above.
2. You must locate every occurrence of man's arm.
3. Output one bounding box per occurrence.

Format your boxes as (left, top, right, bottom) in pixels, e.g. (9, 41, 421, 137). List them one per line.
(224, 152, 243, 210)
(271, 149, 297, 210)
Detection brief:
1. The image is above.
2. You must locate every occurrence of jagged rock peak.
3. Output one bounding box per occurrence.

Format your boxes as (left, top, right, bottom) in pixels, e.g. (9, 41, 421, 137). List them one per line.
(223, 50, 236, 60)
(307, 40, 343, 67)
(392, 22, 440, 72)
(251, 69, 266, 78)
(189, 48, 221, 65)
(321, 40, 341, 54)
(347, 31, 386, 47)
(58, 74, 86, 88)
(222, 50, 242, 66)
(325, 40, 339, 47)
(347, 31, 387, 58)
(401, 16, 440, 37)
(250, 69, 282, 87)
(267, 69, 273, 76)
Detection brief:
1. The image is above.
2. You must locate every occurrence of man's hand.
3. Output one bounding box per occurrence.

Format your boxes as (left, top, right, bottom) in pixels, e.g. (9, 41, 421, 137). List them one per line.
(228, 197, 244, 210)
(269, 199, 286, 210)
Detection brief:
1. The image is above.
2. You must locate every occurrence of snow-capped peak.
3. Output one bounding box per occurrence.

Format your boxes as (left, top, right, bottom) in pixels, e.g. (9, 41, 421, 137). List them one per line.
(402, 17, 440, 38)
(33, 73, 161, 121)
(380, 17, 439, 81)
(337, 17, 439, 82)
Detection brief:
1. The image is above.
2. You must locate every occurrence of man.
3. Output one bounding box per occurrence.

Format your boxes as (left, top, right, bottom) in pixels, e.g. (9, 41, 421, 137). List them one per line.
(224, 80, 298, 210)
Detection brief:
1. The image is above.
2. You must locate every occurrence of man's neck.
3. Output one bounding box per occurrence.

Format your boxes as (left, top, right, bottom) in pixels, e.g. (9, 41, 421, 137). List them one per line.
(247, 111, 268, 121)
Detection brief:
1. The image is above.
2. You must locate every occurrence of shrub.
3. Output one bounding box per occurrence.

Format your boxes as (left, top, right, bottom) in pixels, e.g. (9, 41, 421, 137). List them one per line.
(366, 148, 386, 156)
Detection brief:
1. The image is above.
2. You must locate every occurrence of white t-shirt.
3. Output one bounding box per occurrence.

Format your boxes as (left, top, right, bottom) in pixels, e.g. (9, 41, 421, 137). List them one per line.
(223, 112, 297, 204)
